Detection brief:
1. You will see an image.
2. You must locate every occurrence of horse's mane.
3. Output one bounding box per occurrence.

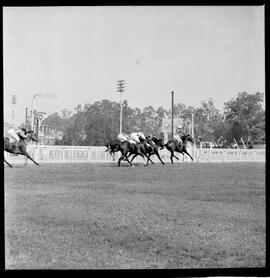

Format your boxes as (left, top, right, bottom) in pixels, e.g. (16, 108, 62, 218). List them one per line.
(152, 136, 162, 144)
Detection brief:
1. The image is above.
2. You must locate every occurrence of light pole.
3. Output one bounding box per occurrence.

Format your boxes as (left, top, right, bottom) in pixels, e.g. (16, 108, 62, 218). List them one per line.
(191, 109, 194, 139)
(117, 80, 125, 134)
(30, 93, 57, 131)
(171, 91, 174, 139)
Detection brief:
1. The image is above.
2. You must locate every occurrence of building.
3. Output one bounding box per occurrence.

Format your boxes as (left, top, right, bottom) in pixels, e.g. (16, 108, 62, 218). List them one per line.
(38, 124, 63, 145)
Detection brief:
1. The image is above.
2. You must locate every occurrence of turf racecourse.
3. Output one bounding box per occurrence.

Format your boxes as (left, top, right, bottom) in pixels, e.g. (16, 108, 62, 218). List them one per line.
(4, 162, 265, 269)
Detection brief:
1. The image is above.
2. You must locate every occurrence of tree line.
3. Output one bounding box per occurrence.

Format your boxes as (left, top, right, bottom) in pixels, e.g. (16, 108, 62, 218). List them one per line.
(35, 91, 265, 147)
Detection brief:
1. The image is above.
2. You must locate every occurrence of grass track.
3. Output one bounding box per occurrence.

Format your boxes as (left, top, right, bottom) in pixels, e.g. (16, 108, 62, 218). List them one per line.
(4, 162, 265, 269)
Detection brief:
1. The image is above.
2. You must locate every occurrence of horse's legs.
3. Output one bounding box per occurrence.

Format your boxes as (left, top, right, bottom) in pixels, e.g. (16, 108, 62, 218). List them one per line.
(118, 155, 124, 166)
(140, 149, 155, 166)
(118, 153, 134, 167)
(132, 152, 147, 165)
(125, 156, 135, 167)
(4, 158, 13, 168)
(154, 149, 165, 165)
(109, 150, 115, 161)
(182, 149, 193, 161)
(24, 152, 39, 166)
(170, 151, 179, 164)
(130, 154, 137, 162)
(170, 152, 174, 164)
(170, 151, 179, 163)
(181, 152, 185, 162)
(145, 153, 155, 166)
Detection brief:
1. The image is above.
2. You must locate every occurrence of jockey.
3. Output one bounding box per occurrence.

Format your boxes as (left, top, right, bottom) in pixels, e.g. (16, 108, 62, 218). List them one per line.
(7, 127, 28, 145)
(137, 132, 146, 140)
(145, 134, 156, 148)
(117, 133, 129, 142)
(173, 134, 183, 145)
(129, 131, 146, 144)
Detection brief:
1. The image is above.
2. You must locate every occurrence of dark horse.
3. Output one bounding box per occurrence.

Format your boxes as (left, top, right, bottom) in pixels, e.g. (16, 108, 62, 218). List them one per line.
(117, 137, 155, 167)
(105, 139, 121, 161)
(165, 134, 194, 164)
(130, 136, 165, 166)
(4, 132, 39, 168)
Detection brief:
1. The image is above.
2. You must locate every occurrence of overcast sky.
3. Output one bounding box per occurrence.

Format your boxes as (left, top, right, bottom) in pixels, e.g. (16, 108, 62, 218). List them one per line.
(3, 6, 265, 126)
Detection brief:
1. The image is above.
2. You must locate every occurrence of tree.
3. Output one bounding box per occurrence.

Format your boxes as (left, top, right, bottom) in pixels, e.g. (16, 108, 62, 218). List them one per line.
(62, 105, 87, 145)
(224, 92, 265, 143)
(193, 99, 223, 142)
(41, 112, 70, 130)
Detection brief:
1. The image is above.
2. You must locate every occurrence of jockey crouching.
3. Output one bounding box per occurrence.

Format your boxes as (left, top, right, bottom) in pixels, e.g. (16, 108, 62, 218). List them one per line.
(129, 132, 141, 144)
(117, 133, 129, 142)
(7, 127, 27, 146)
(146, 134, 156, 148)
(173, 134, 183, 147)
(129, 131, 147, 145)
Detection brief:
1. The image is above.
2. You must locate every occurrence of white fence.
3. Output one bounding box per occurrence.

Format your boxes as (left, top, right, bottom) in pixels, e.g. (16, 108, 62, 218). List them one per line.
(4, 145, 265, 164)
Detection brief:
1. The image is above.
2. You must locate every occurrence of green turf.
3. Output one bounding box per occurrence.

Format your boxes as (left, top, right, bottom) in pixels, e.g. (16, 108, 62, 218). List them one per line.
(4, 162, 265, 269)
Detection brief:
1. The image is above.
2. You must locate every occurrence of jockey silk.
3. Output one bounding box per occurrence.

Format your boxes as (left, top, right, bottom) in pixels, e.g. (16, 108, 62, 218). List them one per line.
(117, 133, 129, 141)
(7, 128, 27, 144)
(173, 135, 182, 143)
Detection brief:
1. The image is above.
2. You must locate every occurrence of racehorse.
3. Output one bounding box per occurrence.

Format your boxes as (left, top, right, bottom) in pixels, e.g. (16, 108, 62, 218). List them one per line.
(117, 138, 155, 167)
(105, 139, 121, 161)
(130, 136, 165, 166)
(4, 132, 39, 168)
(165, 134, 194, 164)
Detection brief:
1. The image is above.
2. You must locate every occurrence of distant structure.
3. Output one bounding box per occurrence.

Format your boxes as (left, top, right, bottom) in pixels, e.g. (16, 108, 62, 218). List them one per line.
(25, 109, 63, 145)
(38, 124, 63, 145)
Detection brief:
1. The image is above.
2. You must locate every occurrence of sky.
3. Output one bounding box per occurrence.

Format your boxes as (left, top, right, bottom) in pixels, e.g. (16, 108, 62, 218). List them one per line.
(3, 6, 265, 126)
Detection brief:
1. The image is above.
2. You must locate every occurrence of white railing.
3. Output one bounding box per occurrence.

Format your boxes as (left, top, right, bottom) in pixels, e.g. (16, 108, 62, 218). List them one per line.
(4, 145, 265, 164)
(195, 148, 265, 163)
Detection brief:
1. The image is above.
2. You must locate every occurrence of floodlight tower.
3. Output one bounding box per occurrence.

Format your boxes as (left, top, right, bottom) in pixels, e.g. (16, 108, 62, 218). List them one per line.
(117, 80, 125, 134)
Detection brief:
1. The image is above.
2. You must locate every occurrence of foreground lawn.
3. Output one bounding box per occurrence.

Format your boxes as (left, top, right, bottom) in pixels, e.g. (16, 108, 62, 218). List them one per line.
(4, 162, 265, 269)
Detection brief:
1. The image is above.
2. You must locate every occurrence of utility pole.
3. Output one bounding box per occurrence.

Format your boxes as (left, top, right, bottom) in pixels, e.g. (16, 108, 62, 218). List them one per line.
(25, 108, 28, 126)
(117, 80, 125, 134)
(191, 110, 194, 138)
(171, 91, 174, 139)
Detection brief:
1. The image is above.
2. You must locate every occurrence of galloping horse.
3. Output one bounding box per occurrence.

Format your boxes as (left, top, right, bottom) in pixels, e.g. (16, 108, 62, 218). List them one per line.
(4, 132, 39, 168)
(105, 139, 121, 161)
(130, 136, 165, 166)
(117, 137, 155, 167)
(165, 134, 194, 164)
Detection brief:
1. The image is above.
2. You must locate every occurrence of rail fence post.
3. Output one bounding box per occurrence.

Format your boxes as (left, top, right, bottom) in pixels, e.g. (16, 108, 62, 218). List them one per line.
(87, 147, 90, 162)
